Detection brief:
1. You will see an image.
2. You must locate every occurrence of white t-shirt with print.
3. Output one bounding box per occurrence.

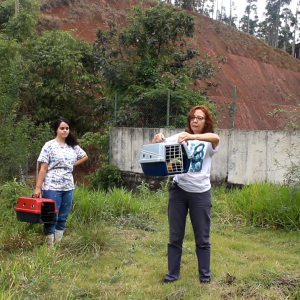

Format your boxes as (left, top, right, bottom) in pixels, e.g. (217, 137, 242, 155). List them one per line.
(37, 139, 87, 191)
(166, 132, 219, 193)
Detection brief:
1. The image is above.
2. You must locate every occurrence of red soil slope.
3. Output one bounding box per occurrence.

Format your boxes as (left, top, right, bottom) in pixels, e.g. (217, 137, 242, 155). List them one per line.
(40, 0, 300, 130)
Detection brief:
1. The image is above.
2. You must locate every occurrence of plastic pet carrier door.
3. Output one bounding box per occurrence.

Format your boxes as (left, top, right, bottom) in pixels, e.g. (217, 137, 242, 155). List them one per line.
(139, 142, 192, 176)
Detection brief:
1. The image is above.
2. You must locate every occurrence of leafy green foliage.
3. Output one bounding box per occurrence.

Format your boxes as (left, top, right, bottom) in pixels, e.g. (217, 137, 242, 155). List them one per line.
(0, 0, 38, 27)
(87, 163, 124, 191)
(119, 86, 216, 128)
(0, 115, 53, 181)
(0, 1, 14, 25)
(0, 36, 53, 181)
(93, 2, 219, 127)
(17, 30, 102, 134)
(79, 130, 109, 159)
(3, 9, 37, 42)
(0, 179, 31, 210)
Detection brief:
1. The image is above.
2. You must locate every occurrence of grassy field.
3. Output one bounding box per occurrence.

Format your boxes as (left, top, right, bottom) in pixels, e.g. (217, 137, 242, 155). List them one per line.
(1, 183, 300, 299)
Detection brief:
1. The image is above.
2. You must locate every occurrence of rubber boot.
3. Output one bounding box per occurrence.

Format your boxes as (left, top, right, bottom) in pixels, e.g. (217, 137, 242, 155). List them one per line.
(54, 229, 64, 242)
(46, 233, 54, 247)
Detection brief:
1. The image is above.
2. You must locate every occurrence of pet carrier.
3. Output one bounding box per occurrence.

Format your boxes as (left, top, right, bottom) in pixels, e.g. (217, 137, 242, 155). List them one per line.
(138, 142, 192, 176)
(15, 196, 58, 224)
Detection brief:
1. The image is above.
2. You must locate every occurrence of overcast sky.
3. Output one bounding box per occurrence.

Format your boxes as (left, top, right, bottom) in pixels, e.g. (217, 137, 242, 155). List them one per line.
(219, 0, 299, 19)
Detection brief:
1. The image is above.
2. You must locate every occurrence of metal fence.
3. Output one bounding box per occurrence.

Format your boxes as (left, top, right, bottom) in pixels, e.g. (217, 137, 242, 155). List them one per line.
(104, 91, 193, 129)
(105, 83, 300, 130)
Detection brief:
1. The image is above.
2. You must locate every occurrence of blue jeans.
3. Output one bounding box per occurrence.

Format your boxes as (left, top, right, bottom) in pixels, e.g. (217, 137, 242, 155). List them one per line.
(42, 190, 74, 236)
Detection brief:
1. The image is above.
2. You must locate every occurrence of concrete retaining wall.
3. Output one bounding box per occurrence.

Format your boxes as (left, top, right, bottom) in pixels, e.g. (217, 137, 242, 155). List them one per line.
(109, 128, 300, 187)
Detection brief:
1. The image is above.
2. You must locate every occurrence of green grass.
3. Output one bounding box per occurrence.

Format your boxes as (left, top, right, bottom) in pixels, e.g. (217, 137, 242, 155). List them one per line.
(220, 182, 300, 230)
(0, 182, 300, 299)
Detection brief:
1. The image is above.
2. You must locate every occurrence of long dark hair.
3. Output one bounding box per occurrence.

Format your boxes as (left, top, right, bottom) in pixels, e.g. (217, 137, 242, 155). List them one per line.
(185, 105, 215, 134)
(53, 117, 78, 148)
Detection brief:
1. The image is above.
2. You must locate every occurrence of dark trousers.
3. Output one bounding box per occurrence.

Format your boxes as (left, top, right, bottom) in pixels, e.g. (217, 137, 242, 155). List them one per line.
(165, 184, 212, 281)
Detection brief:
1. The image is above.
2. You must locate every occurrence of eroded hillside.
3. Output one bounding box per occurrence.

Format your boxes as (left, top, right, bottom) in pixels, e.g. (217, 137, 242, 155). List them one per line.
(39, 0, 300, 130)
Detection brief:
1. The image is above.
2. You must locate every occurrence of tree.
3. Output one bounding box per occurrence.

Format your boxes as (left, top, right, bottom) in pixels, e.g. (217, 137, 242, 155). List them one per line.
(264, 0, 292, 47)
(0, 37, 52, 180)
(3, 9, 37, 42)
(93, 3, 219, 127)
(17, 30, 102, 134)
(204, 0, 215, 18)
(278, 7, 295, 50)
(240, 14, 259, 35)
(245, 0, 258, 33)
(0, 0, 38, 27)
(174, 0, 202, 12)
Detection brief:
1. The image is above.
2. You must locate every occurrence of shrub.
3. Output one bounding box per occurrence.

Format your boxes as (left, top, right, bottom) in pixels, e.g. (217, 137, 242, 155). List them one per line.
(0, 179, 31, 209)
(87, 163, 124, 191)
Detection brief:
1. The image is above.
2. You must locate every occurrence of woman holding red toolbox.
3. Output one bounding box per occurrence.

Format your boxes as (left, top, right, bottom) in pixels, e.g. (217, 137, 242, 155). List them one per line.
(34, 117, 88, 246)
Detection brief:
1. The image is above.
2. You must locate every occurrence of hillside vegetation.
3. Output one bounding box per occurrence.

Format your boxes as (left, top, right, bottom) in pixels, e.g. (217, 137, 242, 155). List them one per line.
(38, 0, 300, 130)
(39, 0, 300, 72)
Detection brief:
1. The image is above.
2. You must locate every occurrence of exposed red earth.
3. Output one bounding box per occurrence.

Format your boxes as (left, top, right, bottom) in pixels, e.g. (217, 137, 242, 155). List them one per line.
(40, 0, 300, 130)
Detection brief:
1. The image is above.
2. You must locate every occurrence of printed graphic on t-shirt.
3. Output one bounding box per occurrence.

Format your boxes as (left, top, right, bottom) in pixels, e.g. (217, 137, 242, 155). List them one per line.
(189, 142, 205, 172)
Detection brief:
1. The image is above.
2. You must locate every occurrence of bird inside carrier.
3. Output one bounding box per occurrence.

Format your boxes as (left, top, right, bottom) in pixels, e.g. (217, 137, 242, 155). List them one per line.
(139, 142, 192, 176)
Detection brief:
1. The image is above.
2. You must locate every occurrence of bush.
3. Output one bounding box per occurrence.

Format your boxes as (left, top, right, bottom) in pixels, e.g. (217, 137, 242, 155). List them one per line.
(0, 179, 31, 209)
(87, 163, 124, 191)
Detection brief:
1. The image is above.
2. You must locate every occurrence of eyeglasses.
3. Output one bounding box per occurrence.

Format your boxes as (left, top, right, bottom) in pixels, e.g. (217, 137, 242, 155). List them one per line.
(190, 115, 205, 121)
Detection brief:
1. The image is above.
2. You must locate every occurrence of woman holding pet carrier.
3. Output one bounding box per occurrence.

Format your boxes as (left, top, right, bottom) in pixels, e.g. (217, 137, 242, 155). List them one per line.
(152, 105, 219, 284)
(34, 117, 88, 246)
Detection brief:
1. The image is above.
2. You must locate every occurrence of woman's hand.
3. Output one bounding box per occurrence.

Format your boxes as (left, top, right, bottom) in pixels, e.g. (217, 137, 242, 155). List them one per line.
(152, 133, 165, 143)
(177, 132, 192, 144)
(33, 187, 42, 198)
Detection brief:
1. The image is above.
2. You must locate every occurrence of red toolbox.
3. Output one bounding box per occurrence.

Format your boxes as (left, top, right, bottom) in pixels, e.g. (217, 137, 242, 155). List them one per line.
(15, 196, 58, 224)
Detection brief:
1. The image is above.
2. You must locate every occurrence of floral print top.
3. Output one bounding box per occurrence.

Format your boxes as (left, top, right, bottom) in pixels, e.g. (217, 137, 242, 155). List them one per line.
(37, 139, 87, 191)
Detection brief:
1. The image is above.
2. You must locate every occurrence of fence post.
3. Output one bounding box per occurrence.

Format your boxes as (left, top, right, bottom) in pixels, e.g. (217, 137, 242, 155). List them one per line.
(15, 0, 19, 17)
(114, 93, 117, 123)
(231, 85, 236, 129)
(167, 89, 170, 127)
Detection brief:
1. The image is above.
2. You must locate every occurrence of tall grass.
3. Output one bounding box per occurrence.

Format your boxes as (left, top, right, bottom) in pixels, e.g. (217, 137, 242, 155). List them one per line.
(71, 184, 165, 225)
(218, 182, 300, 230)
